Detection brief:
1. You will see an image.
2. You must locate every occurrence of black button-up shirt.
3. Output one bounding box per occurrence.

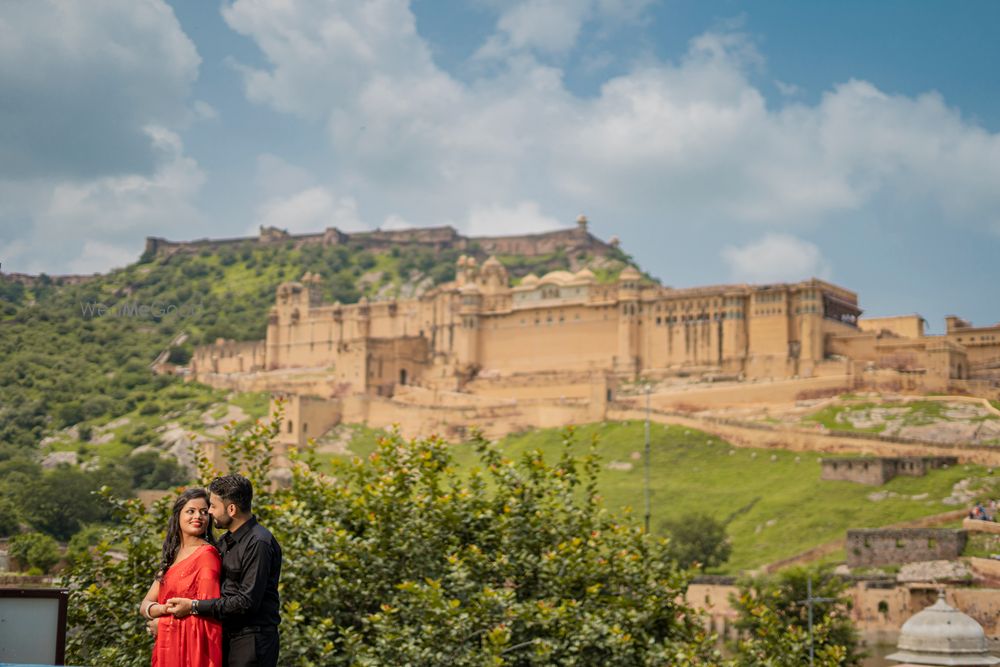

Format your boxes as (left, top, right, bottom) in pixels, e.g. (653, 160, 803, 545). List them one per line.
(201, 516, 282, 632)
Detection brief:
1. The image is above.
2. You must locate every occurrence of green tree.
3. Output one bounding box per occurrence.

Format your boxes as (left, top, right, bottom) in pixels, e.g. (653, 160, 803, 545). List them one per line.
(66, 416, 723, 667)
(16, 465, 131, 540)
(661, 513, 732, 571)
(732, 566, 861, 666)
(125, 451, 189, 489)
(0, 495, 22, 536)
(9, 532, 61, 573)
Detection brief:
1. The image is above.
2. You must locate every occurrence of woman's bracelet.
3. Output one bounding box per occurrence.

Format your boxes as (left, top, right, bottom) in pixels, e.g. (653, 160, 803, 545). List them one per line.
(141, 601, 160, 620)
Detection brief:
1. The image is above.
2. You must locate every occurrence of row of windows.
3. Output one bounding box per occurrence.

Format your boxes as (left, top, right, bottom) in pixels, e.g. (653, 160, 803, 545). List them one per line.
(956, 334, 998, 342)
(795, 305, 821, 314)
(755, 292, 784, 303)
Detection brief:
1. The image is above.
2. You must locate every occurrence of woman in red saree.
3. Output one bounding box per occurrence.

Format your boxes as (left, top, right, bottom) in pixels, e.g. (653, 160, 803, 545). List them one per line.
(140, 488, 223, 667)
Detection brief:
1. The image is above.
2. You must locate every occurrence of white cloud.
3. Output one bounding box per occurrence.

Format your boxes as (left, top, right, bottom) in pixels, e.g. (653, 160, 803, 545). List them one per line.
(67, 241, 136, 275)
(255, 154, 316, 199)
(465, 201, 562, 236)
(380, 214, 413, 230)
(1, 128, 206, 274)
(475, 0, 654, 59)
(192, 100, 220, 122)
(221, 1, 1000, 252)
(0, 0, 206, 274)
(255, 187, 366, 234)
(722, 234, 831, 284)
(0, 0, 199, 179)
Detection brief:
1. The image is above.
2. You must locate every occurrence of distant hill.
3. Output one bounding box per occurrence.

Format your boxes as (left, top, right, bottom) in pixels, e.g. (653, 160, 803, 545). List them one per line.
(0, 223, 635, 456)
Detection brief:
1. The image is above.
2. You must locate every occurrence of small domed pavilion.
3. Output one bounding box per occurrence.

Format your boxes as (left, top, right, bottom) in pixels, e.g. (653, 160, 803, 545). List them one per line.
(887, 592, 999, 666)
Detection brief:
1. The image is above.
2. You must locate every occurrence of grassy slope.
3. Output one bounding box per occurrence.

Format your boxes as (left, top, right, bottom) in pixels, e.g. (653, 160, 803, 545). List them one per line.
(322, 421, 998, 573)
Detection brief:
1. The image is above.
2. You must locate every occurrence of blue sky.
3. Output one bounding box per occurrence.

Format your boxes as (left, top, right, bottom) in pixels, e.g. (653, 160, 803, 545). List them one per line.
(1, 1, 998, 332)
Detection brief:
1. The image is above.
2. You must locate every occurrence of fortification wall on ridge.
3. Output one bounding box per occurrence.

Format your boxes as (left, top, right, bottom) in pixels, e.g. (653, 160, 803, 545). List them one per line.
(144, 222, 616, 261)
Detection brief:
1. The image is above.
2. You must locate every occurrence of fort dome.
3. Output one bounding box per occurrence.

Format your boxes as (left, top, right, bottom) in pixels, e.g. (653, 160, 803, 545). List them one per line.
(482, 255, 502, 269)
(521, 273, 539, 286)
(539, 270, 575, 285)
(619, 266, 640, 281)
(887, 593, 999, 665)
(574, 268, 596, 282)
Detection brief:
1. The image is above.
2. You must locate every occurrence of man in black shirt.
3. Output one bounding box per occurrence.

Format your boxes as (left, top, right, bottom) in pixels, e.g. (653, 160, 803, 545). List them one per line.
(166, 474, 282, 667)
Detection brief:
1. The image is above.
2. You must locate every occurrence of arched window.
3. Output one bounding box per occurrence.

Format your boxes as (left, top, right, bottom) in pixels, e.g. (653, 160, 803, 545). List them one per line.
(400, 368, 407, 385)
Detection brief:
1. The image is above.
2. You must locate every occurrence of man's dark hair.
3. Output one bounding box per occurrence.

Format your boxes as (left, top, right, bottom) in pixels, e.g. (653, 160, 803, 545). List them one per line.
(209, 474, 253, 513)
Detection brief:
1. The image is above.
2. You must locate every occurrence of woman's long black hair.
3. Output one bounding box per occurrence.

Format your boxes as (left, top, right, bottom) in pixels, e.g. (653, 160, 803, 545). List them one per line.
(156, 488, 216, 581)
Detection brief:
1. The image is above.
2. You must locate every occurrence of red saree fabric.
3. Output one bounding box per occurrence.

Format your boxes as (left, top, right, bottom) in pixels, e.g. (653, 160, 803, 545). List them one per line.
(152, 544, 223, 667)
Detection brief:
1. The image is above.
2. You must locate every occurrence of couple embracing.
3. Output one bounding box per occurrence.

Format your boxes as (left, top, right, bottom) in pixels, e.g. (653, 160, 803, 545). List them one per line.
(139, 475, 282, 667)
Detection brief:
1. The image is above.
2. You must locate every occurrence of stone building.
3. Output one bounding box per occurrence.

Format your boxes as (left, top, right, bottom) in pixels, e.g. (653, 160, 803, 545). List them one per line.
(821, 457, 958, 486)
(847, 529, 968, 568)
(193, 234, 865, 388)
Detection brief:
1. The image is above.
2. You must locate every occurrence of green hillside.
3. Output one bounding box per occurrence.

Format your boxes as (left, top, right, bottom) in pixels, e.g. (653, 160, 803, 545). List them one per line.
(0, 239, 632, 459)
(317, 421, 999, 572)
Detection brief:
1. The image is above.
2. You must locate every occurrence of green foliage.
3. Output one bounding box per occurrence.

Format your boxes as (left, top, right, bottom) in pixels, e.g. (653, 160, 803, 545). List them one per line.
(731, 567, 861, 666)
(661, 513, 732, 571)
(7, 464, 131, 540)
(124, 451, 189, 489)
(65, 488, 172, 667)
(167, 345, 192, 365)
(67, 416, 725, 666)
(66, 524, 105, 565)
(8, 532, 61, 573)
(0, 495, 22, 536)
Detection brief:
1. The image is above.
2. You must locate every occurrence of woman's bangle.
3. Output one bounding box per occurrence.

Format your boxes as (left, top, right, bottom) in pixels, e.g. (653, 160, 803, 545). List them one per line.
(141, 601, 154, 620)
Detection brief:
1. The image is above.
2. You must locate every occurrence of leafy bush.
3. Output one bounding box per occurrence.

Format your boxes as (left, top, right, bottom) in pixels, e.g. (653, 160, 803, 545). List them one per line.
(731, 566, 861, 666)
(661, 513, 732, 571)
(66, 524, 106, 565)
(125, 451, 189, 490)
(11, 464, 131, 540)
(0, 495, 22, 536)
(9, 532, 61, 573)
(67, 416, 724, 667)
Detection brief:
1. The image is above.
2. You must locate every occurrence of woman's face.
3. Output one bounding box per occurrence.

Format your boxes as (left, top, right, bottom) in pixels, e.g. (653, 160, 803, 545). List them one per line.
(179, 497, 210, 539)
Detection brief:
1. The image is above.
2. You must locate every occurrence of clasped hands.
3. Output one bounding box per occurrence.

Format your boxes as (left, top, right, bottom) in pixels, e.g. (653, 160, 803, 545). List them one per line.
(146, 598, 193, 639)
(163, 597, 195, 618)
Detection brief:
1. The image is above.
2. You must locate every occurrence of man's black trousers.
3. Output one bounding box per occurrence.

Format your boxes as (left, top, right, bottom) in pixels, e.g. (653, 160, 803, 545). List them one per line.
(224, 627, 279, 667)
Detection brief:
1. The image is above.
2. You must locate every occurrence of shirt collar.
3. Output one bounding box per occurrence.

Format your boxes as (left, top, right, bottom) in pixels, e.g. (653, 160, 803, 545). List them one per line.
(223, 515, 257, 546)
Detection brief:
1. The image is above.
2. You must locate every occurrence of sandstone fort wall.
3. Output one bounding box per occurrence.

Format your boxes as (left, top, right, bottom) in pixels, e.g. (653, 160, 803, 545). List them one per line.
(846, 529, 967, 567)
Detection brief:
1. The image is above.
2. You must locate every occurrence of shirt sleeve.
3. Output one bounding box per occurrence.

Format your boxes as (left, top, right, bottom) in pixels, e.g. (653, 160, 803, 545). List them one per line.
(200, 538, 271, 621)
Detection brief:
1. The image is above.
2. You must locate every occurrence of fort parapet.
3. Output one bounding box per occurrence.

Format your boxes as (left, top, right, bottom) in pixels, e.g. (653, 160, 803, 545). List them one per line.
(846, 528, 967, 567)
(144, 216, 616, 261)
(820, 456, 958, 485)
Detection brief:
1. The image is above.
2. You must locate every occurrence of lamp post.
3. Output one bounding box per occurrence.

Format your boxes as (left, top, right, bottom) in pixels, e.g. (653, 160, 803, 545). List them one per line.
(644, 383, 651, 533)
(798, 576, 836, 666)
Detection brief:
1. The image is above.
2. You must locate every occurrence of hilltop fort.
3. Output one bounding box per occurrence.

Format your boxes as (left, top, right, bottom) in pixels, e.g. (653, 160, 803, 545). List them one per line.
(184, 220, 1000, 451)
